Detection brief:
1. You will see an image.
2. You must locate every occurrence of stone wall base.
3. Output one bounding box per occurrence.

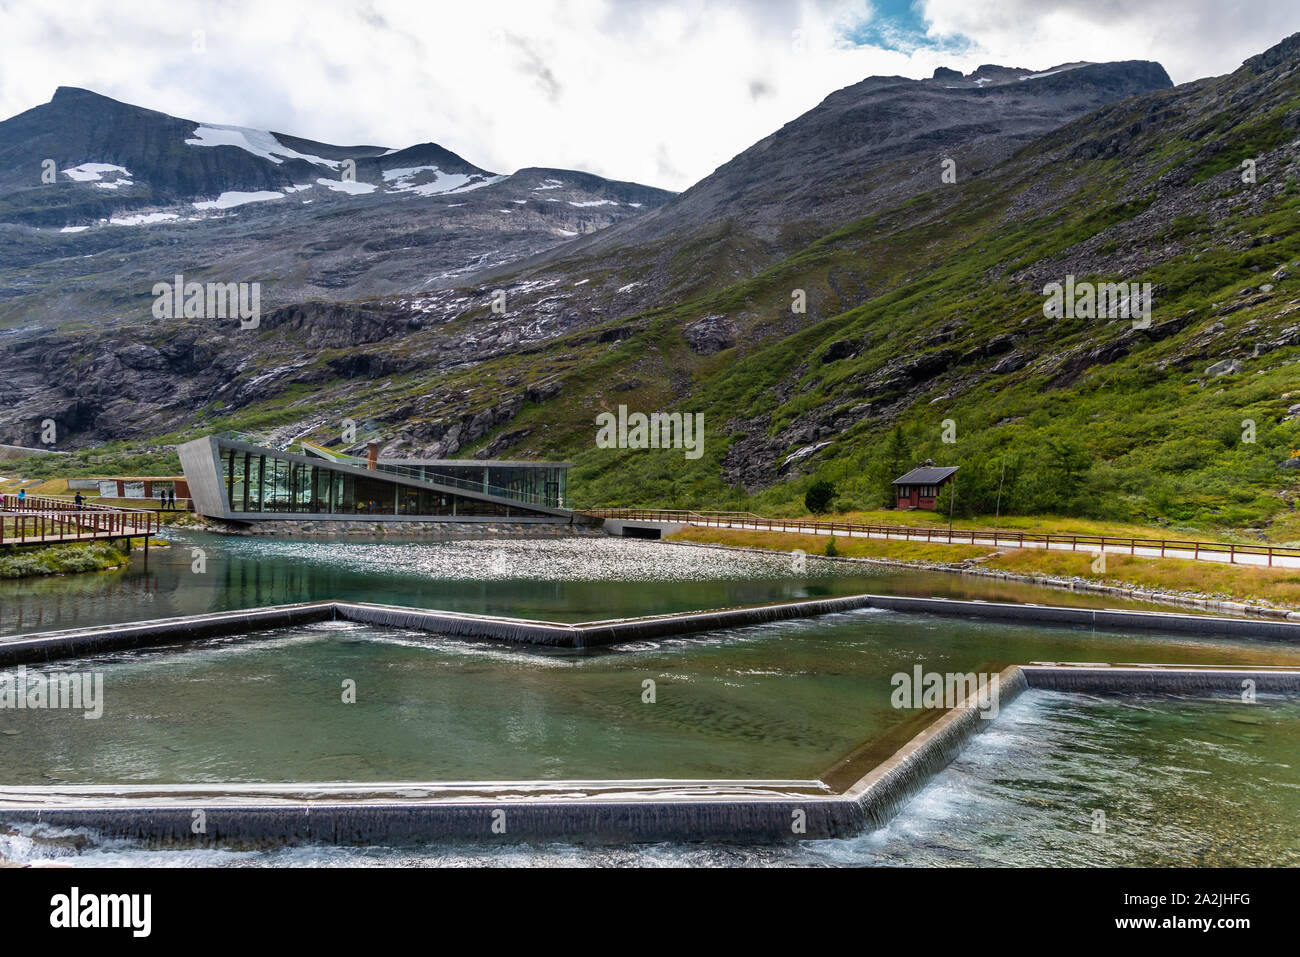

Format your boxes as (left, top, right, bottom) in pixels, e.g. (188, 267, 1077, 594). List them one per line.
(195, 520, 603, 539)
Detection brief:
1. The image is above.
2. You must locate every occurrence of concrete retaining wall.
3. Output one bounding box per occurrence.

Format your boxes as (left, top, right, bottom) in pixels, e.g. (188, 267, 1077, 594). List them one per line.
(0, 602, 336, 667)
(1023, 664, 1300, 694)
(856, 594, 1300, 642)
(7, 591, 1300, 666)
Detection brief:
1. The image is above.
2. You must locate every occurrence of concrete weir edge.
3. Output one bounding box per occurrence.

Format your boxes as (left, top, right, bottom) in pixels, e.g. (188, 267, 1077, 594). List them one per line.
(6, 591, 1300, 665)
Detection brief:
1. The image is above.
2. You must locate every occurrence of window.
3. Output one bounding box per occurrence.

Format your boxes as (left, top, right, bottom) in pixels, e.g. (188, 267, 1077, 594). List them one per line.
(219, 442, 566, 518)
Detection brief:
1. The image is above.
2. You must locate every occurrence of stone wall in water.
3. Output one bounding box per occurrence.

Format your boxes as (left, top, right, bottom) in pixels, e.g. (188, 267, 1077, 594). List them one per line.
(192, 519, 605, 539)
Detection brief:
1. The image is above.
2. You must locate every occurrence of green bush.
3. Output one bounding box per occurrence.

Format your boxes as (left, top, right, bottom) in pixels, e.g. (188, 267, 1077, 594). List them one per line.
(0, 542, 128, 579)
(805, 480, 836, 514)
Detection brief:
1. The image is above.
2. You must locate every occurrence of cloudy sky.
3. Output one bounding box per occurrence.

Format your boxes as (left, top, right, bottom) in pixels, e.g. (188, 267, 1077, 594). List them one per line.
(2, 0, 1298, 191)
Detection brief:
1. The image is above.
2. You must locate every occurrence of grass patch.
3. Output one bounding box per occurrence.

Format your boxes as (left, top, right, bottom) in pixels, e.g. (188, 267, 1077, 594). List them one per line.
(667, 526, 991, 563)
(984, 548, 1300, 608)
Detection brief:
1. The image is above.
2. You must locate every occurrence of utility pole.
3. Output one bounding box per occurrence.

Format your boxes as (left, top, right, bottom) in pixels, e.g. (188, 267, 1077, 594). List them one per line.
(948, 471, 957, 540)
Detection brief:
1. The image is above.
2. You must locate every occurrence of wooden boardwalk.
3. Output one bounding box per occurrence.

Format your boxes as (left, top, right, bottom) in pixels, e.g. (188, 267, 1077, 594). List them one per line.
(0, 495, 156, 547)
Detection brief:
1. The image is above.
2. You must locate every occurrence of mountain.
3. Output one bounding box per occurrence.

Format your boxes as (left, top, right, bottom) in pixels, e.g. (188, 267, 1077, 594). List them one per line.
(7, 37, 1300, 538)
(0, 87, 672, 330)
(0, 59, 1172, 451)
(490, 59, 1173, 309)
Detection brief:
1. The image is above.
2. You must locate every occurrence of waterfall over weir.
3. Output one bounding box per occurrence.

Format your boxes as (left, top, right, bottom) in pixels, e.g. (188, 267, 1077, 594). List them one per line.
(846, 666, 1029, 832)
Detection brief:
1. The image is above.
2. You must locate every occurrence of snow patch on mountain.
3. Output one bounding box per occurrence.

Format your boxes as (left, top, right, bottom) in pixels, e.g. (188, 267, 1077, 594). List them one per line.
(109, 211, 180, 226)
(193, 190, 285, 210)
(316, 178, 377, 195)
(383, 166, 505, 196)
(185, 124, 341, 168)
(62, 162, 131, 182)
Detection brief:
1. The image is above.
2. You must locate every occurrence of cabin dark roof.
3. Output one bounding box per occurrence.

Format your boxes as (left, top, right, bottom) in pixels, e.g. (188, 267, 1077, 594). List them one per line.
(892, 466, 959, 485)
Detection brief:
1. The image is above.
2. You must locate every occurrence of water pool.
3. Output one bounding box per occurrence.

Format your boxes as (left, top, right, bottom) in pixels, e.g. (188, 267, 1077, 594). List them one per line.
(3, 535, 1296, 867)
(0, 534, 1208, 637)
(4, 608, 1299, 787)
(4, 687, 1296, 868)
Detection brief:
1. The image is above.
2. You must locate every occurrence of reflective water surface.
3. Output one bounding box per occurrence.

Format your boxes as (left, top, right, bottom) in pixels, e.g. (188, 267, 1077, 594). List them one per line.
(0, 532, 1206, 637)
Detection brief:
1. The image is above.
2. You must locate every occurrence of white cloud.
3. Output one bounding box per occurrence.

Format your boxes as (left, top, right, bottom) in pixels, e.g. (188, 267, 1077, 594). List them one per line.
(0, 0, 1296, 193)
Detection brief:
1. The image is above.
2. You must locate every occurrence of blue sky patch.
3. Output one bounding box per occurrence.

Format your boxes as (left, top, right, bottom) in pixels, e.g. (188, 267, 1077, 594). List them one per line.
(842, 0, 974, 54)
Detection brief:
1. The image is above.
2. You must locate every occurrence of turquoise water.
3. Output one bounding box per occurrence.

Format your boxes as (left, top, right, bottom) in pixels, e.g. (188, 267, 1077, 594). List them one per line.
(3, 689, 1296, 867)
(0, 532, 1209, 637)
(4, 608, 1299, 786)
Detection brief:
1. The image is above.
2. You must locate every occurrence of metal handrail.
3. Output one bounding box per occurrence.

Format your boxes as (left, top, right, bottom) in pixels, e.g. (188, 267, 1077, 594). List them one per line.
(578, 508, 1300, 566)
(371, 461, 558, 507)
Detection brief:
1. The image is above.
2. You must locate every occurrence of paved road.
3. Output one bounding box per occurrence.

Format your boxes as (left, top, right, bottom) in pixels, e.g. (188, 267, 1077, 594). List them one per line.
(684, 518, 1300, 569)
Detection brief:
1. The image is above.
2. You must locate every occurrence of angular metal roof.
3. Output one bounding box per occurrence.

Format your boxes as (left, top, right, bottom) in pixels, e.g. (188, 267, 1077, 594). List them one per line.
(184, 435, 572, 520)
(892, 466, 959, 485)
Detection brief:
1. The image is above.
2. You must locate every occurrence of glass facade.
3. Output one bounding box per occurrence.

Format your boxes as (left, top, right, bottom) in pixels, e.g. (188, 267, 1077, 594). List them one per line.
(220, 445, 541, 517)
(373, 462, 566, 508)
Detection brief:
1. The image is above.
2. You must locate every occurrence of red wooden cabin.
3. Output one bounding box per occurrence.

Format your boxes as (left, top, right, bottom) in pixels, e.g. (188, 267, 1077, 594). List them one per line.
(892, 466, 957, 510)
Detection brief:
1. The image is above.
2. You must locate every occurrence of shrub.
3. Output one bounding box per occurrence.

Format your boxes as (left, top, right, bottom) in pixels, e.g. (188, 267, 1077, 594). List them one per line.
(0, 542, 127, 579)
(805, 480, 836, 514)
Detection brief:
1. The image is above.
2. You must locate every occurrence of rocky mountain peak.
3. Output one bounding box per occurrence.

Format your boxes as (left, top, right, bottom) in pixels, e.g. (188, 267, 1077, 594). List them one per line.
(1243, 30, 1300, 72)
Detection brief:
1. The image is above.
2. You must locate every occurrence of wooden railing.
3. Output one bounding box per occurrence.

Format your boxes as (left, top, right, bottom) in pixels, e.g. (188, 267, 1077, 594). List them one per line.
(578, 508, 1300, 567)
(11, 494, 125, 512)
(0, 494, 155, 546)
